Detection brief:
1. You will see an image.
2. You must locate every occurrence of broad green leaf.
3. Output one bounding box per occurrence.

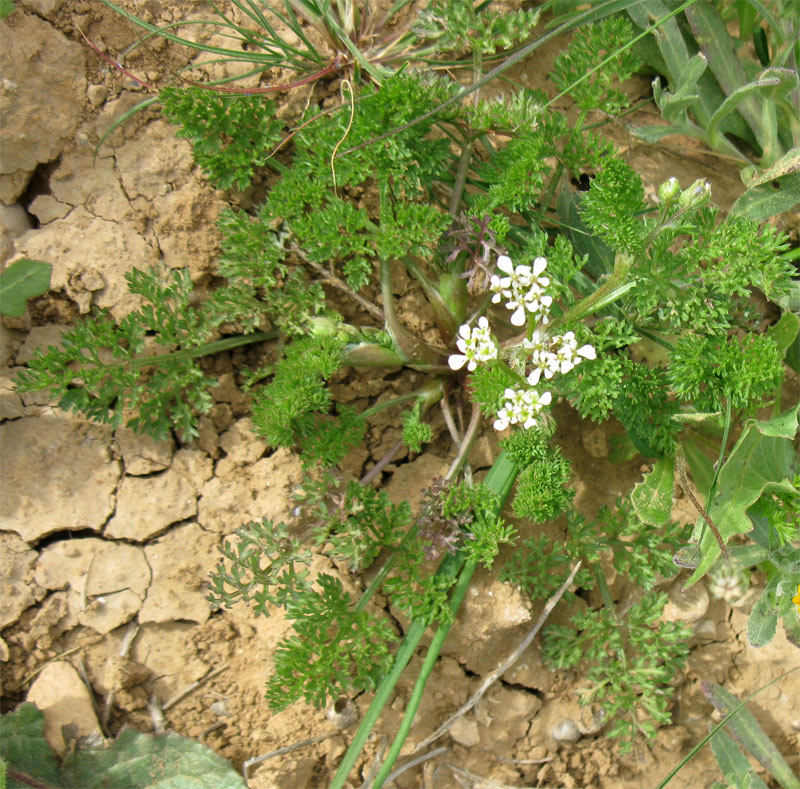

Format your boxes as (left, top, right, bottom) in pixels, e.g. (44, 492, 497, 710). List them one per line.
(686, 1, 765, 149)
(1, 703, 246, 789)
(62, 728, 246, 788)
(682, 438, 715, 497)
(0, 704, 63, 787)
(750, 401, 799, 439)
(630, 122, 704, 144)
(746, 148, 800, 187)
(0, 259, 52, 317)
(784, 607, 800, 649)
(767, 311, 800, 356)
(731, 173, 800, 221)
(710, 726, 770, 789)
(686, 404, 799, 586)
(701, 682, 800, 789)
(747, 576, 779, 647)
(0, 0, 15, 18)
(632, 454, 674, 525)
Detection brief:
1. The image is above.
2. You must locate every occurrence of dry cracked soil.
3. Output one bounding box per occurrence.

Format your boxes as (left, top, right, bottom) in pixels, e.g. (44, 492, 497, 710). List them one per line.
(1, 2, 799, 787)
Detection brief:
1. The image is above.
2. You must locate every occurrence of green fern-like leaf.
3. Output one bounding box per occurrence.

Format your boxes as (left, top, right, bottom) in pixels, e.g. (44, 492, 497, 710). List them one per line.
(160, 86, 283, 190)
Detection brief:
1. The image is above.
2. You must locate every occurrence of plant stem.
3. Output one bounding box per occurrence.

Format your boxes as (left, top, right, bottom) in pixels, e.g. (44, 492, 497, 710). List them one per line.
(550, 251, 636, 329)
(329, 550, 466, 789)
(445, 403, 482, 482)
(330, 451, 519, 788)
(294, 243, 385, 322)
(373, 556, 479, 788)
(105, 330, 277, 370)
(372, 451, 519, 785)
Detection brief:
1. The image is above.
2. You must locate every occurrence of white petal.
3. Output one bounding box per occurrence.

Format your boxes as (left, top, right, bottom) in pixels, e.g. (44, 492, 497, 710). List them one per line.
(503, 388, 516, 399)
(541, 295, 553, 308)
(560, 360, 575, 374)
(491, 293, 502, 303)
(527, 369, 542, 386)
(532, 257, 547, 276)
(456, 338, 468, 354)
(539, 391, 552, 405)
(493, 417, 509, 431)
(448, 354, 467, 370)
(467, 359, 478, 371)
(477, 315, 489, 330)
(578, 344, 596, 359)
(497, 255, 514, 274)
(510, 305, 526, 326)
(538, 276, 550, 287)
(458, 324, 471, 340)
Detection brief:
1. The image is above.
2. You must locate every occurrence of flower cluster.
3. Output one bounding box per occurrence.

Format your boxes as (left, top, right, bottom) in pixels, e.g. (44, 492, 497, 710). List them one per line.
(708, 562, 749, 604)
(447, 316, 497, 371)
(490, 255, 553, 327)
(524, 330, 597, 385)
(494, 388, 552, 431)
(448, 255, 597, 433)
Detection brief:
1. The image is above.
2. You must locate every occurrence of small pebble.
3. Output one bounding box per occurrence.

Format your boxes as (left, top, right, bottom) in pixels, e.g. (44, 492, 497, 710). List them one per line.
(552, 718, 581, 742)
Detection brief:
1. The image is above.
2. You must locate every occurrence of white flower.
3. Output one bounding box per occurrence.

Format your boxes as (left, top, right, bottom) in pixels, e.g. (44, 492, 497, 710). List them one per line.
(448, 316, 497, 372)
(708, 563, 748, 604)
(490, 255, 551, 327)
(493, 386, 552, 431)
(548, 331, 596, 375)
(523, 331, 595, 383)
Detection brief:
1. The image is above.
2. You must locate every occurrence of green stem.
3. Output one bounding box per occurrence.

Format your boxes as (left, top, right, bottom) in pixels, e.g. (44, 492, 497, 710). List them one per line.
(373, 557, 478, 788)
(360, 389, 428, 420)
(329, 550, 466, 789)
(102, 330, 277, 370)
(550, 252, 636, 330)
(330, 451, 518, 788)
(372, 451, 518, 785)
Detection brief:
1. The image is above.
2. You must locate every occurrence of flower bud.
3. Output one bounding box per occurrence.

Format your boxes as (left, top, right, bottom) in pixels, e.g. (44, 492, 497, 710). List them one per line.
(658, 176, 680, 205)
(678, 179, 711, 210)
(308, 316, 340, 337)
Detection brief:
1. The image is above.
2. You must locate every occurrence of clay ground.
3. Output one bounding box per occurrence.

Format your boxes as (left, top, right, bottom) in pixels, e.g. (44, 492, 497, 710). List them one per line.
(1, 1, 799, 787)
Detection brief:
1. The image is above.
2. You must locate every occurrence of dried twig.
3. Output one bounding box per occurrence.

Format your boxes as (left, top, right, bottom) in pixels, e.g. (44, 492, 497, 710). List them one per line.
(18, 638, 104, 689)
(102, 622, 140, 729)
(243, 732, 332, 779)
(360, 736, 388, 789)
(384, 746, 448, 786)
(360, 438, 404, 486)
(73, 657, 109, 738)
(79, 553, 97, 613)
(410, 562, 582, 755)
(291, 242, 385, 323)
(162, 665, 227, 712)
(150, 692, 166, 734)
(201, 721, 227, 737)
(448, 763, 536, 789)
